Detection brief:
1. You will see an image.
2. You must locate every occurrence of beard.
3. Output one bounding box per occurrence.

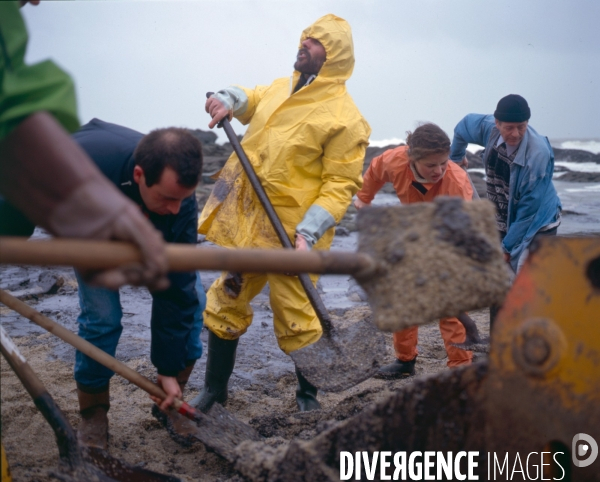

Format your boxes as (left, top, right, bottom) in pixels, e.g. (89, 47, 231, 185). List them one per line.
(294, 49, 320, 75)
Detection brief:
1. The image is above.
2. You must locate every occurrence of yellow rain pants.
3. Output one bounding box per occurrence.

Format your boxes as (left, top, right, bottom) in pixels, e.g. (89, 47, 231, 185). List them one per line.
(205, 271, 321, 354)
(199, 14, 370, 351)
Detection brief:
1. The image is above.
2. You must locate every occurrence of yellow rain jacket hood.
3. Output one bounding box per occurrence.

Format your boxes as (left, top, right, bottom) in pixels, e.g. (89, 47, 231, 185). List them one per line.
(299, 13, 355, 83)
(198, 14, 371, 250)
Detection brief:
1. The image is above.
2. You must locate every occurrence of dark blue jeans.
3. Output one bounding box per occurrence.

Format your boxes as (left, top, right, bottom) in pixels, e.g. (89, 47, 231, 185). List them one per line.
(74, 271, 206, 390)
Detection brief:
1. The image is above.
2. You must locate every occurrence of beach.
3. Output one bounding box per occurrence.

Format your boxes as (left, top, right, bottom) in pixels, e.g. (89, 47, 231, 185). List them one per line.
(1, 139, 598, 481)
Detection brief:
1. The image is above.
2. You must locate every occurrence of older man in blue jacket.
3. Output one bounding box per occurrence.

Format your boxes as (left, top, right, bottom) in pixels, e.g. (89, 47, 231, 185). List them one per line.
(450, 94, 562, 272)
(71, 119, 205, 449)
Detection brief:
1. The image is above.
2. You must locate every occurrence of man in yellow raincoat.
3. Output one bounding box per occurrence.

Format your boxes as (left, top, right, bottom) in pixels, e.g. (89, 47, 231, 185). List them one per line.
(192, 14, 371, 412)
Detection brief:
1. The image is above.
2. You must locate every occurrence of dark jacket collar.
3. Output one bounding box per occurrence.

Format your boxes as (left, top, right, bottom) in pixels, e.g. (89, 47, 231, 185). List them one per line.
(119, 156, 147, 211)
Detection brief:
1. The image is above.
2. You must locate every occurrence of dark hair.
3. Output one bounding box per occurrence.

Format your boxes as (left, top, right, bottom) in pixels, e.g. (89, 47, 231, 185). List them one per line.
(406, 123, 450, 161)
(134, 128, 203, 188)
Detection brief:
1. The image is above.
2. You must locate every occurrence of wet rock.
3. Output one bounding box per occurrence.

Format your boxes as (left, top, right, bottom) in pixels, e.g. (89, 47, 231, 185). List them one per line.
(346, 279, 368, 302)
(553, 147, 600, 164)
(334, 226, 350, 237)
(426, 347, 448, 360)
(558, 171, 600, 182)
(362, 143, 407, 170)
(188, 128, 218, 146)
(467, 171, 487, 199)
(7, 273, 64, 299)
(187, 128, 243, 186)
(465, 150, 484, 168)
(461, 147, 600, 172)
(0, 274, 31, 291)
(195, 184, 214, 213)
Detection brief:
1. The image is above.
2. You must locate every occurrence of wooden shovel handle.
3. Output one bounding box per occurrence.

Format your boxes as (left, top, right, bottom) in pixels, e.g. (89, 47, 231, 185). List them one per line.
(0, 289, 185, 411)
(1, 325, 47, 399)
(1, 325, 83, 465)
(0, 237, 374, 276)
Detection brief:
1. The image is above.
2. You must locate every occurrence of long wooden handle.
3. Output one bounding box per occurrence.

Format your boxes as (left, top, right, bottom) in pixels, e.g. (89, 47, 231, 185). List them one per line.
(213, 97, 335, 334)
(1, 325, 47, 399)
(1, 325, 83, 465)
(0, 237, 374, 276)
(0, 289, 178, 409)
(211, 93, 293, 251)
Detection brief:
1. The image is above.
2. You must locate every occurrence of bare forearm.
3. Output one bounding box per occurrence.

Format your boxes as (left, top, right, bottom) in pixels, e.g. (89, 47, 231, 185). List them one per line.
(0, 112, 102, 230)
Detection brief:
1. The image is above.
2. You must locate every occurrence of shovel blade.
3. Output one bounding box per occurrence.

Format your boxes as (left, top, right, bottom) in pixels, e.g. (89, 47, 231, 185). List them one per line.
(83, 447, 183, 482)
(152, 403, 261, 462)
(290, 318, 387, 392)
(357, 199, 512, 332)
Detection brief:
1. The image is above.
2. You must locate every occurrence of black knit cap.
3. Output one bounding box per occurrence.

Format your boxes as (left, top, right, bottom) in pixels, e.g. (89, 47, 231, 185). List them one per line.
(494, 94, 531, 122)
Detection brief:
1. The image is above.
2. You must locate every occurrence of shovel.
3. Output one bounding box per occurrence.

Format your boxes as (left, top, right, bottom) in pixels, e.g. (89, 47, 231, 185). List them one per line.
(0, 289, 260, 462)
(0, 324, 182, 482)
(0, 196, 510, 382)
(208, 95, 386, 392)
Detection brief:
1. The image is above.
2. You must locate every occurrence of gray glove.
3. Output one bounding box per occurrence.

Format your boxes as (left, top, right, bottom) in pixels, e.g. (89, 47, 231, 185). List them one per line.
(295, 205, 336, 249)
(211, 86, 248, 116)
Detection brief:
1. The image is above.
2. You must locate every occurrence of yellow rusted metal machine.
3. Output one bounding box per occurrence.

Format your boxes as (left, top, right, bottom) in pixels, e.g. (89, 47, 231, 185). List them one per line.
(485, 237, 600, 477)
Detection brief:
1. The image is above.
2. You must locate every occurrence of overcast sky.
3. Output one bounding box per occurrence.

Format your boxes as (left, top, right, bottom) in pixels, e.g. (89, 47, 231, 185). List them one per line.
(22, 0, 600, 144)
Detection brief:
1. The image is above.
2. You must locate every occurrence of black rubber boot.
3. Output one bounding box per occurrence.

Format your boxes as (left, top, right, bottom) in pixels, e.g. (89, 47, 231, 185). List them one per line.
(375, 357, 417, 379)
(295, 367, 321, 412)
(189, 331, 238, 413)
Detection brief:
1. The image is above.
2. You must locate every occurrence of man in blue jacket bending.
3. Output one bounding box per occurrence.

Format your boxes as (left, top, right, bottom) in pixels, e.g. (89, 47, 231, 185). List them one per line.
(71, 119, 205, 449)
(450, 94, 562, 272)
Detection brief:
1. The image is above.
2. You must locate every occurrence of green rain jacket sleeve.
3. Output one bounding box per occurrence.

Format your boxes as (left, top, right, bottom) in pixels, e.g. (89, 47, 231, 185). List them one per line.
(0, 1, 79, 141)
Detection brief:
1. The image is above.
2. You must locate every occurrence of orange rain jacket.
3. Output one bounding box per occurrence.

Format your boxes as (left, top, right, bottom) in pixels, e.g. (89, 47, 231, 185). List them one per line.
(356, 145, 473, 204)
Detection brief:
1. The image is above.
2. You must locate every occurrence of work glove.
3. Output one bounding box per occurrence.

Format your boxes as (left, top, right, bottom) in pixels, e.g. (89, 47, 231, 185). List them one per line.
(205, 87, 248, 129)
(0, 112, 169, 291)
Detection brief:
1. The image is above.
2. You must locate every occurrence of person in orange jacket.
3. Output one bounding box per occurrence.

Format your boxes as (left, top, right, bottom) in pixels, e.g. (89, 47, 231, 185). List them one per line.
(355, 123, 473, 377)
